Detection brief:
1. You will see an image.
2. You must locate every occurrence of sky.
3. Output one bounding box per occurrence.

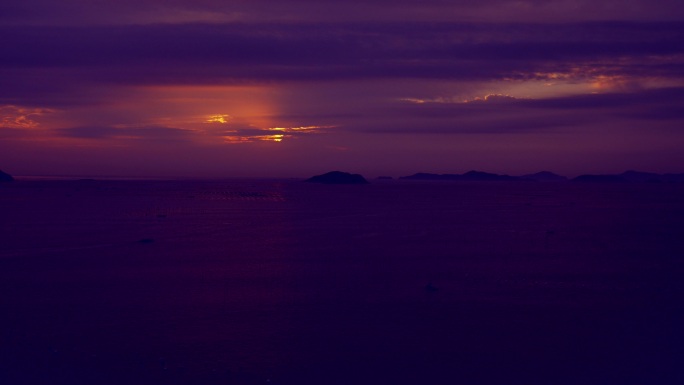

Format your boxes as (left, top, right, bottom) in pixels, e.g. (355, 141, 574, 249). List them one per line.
(1, 0, 684, 178)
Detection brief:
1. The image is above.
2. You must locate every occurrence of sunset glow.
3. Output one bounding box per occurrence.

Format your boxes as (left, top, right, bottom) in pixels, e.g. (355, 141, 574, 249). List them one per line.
(206, 114, 231, 124)
(1, 105, 55, 129)
(222, 133, 284, 143)
(2, 3, 684, 384)
(0, 0, 682, 178)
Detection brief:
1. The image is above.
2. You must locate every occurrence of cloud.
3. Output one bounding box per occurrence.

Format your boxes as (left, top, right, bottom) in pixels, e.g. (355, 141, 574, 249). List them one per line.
(331, 87, 684, 135)
(219, 124, 329, 143)
(2, 4, 683, 178)
(2, 0, 684, 25)
(401, 87, 684, 111)
(347, 112, 587, 135)
(464, 94, 520, 104)
(57, 125, 196, 141)
(0, 105, 54, 128)
(0, 127, 26, 138)
(1, 22, 682, 90)
(518, 87, 684, 121)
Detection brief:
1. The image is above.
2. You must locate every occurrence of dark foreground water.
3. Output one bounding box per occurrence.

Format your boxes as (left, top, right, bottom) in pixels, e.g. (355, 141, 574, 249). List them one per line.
(1, 179, 683, 385)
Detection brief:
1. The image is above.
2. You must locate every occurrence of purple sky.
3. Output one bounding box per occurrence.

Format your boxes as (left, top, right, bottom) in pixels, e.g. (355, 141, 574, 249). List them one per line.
(2, 1, 684, 178)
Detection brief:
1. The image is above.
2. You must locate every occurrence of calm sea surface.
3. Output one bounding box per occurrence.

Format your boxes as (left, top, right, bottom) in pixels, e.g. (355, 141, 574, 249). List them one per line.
(1, 179, 683, 384)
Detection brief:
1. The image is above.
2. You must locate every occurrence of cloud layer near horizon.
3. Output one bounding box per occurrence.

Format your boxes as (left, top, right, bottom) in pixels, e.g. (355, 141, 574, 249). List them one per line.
(1, 2, 684, 177)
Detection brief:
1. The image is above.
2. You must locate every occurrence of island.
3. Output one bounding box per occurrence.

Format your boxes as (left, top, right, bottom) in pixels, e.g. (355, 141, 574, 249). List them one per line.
(400, 170, 520, 181)
(520, 171, 568, 182)
(305, 171, 369, 184)
(0, 169, 14, 182)
(572, 174, 627, 183)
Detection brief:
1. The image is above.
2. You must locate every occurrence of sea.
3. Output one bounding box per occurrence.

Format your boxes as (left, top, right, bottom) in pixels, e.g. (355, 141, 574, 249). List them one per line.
(1, 178, 683, 385)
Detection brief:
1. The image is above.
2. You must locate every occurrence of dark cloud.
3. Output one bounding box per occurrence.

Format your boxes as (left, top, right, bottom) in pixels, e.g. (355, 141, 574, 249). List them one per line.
(415, 87, 684, 112)
(217, 123, 328, 143)
(52, 121, 327, 144)
(57, 125, 195, 140)
(349, 114, 584, 135)
(522, 87, 684, 109)
(0, 69, 112, 107)
(2, 0, 684, 25)
(329, 87, 684, 135)
(0, 127, 27, 138)
(621, 106, 684, 121)
(0, 22, 682, 89)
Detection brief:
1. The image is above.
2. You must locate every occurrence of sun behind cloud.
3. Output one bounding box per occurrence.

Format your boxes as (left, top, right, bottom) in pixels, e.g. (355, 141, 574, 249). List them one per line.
(206, 114, 231, 124)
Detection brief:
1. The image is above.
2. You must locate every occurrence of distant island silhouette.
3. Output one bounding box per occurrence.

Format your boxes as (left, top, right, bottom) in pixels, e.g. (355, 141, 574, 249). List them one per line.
(2, 168, 683, 183)
(572, 171, 684, 183)
(306, 171, 369, 184)
(0, 170, 14, 182)
(520, 171, 568, 182)
(398, 170, 684, 183)
(401, 170, 521, 182)
(572, 174, 627, 183)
